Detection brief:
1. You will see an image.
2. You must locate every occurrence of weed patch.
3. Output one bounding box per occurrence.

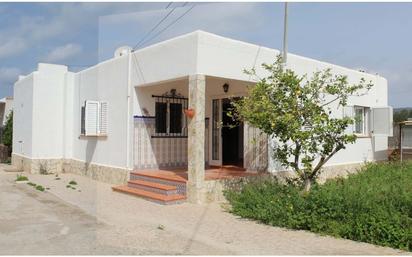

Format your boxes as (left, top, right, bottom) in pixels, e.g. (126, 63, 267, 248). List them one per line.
(225, 162, 412, 251)
(15, 174, 28, 182)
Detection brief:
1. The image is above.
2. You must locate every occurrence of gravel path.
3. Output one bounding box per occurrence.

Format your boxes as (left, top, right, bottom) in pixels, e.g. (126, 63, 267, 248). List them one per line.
(0, 164, 408, 255)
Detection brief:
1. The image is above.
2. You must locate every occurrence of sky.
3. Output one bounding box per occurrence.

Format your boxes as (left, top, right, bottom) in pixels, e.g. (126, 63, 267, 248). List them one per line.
(0, 2, 411, 107)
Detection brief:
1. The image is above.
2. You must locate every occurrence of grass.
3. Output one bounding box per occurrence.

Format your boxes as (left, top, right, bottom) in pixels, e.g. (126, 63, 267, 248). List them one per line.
(69, 180, 77, 185)
(27, 182, 36, 187)
(15, 174, 28, 182)
(35, 185, 45, 192)
(224, 162, 412, 251)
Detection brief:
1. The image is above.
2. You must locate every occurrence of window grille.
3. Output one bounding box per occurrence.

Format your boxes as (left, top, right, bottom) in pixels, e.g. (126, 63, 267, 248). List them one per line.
(152, 89, 188, 138)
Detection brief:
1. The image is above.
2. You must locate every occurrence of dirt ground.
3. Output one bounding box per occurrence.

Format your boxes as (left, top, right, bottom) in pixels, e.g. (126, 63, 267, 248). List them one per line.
(0, 164, 407, 255)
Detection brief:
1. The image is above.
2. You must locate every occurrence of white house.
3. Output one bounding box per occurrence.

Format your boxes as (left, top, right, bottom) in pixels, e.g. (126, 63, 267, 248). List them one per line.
(12, 31, 392, 204)
(0, 97, 13, 127)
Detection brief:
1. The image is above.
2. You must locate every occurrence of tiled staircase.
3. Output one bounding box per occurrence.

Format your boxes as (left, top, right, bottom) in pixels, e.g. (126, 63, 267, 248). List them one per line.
(112, 171, 187, 205)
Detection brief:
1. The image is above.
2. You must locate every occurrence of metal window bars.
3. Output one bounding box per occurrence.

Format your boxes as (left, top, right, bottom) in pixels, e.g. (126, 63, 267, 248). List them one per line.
(152, 90, 188, 138)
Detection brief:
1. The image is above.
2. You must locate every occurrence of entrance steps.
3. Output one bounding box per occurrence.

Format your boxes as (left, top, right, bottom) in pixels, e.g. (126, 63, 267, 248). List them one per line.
(112, 171, 187, 205)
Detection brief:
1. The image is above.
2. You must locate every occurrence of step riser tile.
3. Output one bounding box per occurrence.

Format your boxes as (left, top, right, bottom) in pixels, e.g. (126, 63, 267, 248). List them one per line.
(131, 175, 186, 195)
(127, 182, 178, 196)
(113, 187, 186, 205)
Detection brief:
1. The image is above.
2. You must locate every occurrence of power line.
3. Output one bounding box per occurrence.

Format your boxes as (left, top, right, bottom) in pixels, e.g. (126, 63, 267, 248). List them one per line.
(165, 2, 173, 9)
(132, 2, 188, 50)
(132, 7, 177, 50)
(137, 3, 196, 49)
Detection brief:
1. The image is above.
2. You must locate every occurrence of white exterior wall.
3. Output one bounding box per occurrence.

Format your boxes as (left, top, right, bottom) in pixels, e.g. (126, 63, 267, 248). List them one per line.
(13, 74, 34, 157)
(71, 55, 131, 169)
(192, 31, 388, 170)
(13, 64, 69, 159)
(31, 64, 68, 159)
(12, 30, 390, 176)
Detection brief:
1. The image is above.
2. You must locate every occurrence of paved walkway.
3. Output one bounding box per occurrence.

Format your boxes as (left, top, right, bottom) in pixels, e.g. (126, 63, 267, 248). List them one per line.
(0, 164, 407, 255)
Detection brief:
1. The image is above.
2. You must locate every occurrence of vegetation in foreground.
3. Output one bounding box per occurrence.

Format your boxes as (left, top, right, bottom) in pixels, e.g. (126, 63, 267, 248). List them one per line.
(224, 162, 412, 251)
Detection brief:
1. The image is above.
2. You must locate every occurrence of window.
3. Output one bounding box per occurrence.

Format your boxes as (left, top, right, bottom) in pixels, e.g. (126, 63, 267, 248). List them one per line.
(154, 101, 183, 136)
(81, 100, 108, 136)
(354, 106, 369, 135)
(155, 102, 167, 133)
(169, 103, 182, 133)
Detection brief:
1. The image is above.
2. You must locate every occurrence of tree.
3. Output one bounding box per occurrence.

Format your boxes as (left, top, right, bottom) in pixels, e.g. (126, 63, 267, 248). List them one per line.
(393, 108, 412, 122)
(232, 57, 373, 191)
(2, 111, 13, 150)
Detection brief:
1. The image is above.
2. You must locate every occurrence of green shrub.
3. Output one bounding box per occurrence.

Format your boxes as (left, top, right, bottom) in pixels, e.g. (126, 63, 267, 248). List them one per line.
(2, 111, 12, 148)
(27, 182, 36, 187)
(224, 162, 412, 251)
(35, 185, 45, 192)
(69, 180, 77, 185)
(15, 174, 28, 182)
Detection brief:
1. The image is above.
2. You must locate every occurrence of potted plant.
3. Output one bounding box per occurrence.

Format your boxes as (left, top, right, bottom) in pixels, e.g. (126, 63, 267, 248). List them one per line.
(184, 108, 195, 118)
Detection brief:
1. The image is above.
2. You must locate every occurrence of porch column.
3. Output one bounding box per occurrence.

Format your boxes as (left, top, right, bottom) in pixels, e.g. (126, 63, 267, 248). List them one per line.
(187, 74, 206, 204)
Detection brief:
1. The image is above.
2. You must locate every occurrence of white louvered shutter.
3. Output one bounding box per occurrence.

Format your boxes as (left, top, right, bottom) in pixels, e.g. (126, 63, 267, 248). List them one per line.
(99, 101, 108, 135)
(371, 106, 393, 136)
(85, 100, 99, 136)
(342, 105, 354, 135)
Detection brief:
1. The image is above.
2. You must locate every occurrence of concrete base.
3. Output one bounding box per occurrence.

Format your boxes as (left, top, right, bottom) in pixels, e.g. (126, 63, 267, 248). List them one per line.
(12, 154, 63, 174)
(11, 153, 129, 185)
(63, 159, 129, 185)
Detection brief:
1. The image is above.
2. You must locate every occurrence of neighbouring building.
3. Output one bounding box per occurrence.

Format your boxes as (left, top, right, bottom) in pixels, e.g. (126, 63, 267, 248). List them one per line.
(12, 31, 393, 204)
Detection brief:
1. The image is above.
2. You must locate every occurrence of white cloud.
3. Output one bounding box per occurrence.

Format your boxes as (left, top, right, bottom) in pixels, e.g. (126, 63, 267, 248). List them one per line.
(0, 67, 21, 84)
(45, 43, 83, 62)
(0, 38, 27, 59)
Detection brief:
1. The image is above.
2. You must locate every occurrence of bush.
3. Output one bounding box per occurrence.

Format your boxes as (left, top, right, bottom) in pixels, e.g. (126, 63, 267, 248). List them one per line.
(15, 174, 28, 182)
(2, 111, 12, 149)
(224, 162, 412, 251)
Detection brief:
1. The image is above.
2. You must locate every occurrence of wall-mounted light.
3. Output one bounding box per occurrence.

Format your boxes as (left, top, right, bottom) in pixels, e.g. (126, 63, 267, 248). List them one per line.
(223, 83, 229, 93)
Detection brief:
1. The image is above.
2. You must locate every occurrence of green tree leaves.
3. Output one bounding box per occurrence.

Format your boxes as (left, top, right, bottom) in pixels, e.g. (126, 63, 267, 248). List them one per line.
(232, 56, 373, 190)
(2, 111, 13, 148)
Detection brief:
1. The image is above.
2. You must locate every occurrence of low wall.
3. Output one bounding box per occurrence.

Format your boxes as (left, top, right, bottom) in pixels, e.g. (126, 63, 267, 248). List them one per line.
(63, 159, 129, 185)
(11, 153, 129, 185)
(204, 162, 367, 203)
(12, 153, 63, 174)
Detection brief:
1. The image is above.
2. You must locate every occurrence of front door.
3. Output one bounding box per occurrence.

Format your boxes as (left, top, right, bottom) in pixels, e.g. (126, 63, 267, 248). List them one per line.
(221, 98, 243, 166)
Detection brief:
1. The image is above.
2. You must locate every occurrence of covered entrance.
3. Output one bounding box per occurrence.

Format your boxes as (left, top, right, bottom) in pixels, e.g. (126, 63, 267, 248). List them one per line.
(221, 98, 244, 167)
(114, 75, 267, 204)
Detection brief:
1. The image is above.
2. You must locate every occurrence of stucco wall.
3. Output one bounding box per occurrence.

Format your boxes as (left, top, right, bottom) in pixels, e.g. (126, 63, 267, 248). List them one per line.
(12, 30, 390, 179)
(13, 74, 34, 157)
(71, 55, 131, 170)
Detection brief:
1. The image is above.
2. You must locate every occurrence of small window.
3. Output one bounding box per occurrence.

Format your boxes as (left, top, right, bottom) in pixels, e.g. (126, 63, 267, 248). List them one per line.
(82, 100, 108, 136)
(155, 101, 183, 135)
(354, 106, 369, 136)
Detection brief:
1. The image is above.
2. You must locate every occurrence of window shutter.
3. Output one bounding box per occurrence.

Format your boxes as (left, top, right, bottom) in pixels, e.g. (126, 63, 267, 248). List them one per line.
(371, 106, 393, 136)
(85, 100, 99, 136)
(99, 101, 108, 135)
(342, 105, 354, 135)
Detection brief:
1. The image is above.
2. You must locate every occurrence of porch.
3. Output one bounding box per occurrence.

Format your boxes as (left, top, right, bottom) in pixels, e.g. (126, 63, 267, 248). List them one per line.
(132, 165, 258, 182)
(112, 165, 259, 204)
(115, 74, 268, 204)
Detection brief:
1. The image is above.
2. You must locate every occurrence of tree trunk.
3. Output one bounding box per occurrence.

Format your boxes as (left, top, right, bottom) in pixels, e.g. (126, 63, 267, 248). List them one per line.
(303, 178, 312, 192)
